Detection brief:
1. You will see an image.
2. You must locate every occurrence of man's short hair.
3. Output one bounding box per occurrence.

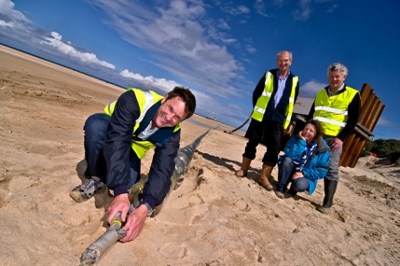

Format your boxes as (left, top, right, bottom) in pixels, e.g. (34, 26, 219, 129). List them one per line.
(165, 87, 196, 119)
(277, 50, 293, 61)
(327, 63, 348, 76)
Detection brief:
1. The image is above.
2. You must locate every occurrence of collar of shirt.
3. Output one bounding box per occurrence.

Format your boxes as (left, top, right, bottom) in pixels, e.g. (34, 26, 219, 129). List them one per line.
(137, 120, 159, 140)
(277, 70, 290, 80)
(328, 83, 345, 96)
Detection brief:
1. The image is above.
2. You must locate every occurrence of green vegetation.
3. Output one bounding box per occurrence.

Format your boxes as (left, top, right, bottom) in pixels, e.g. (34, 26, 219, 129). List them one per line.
(362, 139, 400, 163)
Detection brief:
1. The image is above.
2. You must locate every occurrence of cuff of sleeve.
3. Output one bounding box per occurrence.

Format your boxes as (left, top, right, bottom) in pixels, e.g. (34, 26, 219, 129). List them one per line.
(336, 134, 346, 141)
(141, 194, 158, 209)
(113, 184, 128, 197)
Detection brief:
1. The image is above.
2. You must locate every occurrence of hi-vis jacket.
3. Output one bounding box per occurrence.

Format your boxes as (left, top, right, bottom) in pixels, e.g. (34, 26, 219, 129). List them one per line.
(103, 88, 181, 208)
(104, 88, 180, 160)
(313, 86, 360, 138)
(251, 68, 299, 129)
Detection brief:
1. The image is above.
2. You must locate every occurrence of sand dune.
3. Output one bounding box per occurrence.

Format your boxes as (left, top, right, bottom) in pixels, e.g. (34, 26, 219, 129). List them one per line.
(0, 45, 399, 265)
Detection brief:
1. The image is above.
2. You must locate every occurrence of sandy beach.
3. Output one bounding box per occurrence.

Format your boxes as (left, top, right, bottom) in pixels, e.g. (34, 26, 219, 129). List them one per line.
(0, 44, 399, 266)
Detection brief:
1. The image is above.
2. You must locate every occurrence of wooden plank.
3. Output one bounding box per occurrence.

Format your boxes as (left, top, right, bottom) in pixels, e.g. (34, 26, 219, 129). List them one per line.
(340, 84, 385, 167)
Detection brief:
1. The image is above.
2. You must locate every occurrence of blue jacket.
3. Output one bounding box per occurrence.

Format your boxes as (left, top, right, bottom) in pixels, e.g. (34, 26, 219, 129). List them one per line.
(283, 135, 331, 194)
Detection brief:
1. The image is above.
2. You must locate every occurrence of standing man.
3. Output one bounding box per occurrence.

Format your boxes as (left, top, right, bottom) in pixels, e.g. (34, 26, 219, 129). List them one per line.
(70, 86, 196, 242)
(309, 63, 361, 214)
(235, 50, 300, 191)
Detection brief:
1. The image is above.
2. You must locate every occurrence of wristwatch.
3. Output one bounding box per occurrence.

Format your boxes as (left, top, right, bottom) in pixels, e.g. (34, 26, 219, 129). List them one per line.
(140, 201, 154, 217)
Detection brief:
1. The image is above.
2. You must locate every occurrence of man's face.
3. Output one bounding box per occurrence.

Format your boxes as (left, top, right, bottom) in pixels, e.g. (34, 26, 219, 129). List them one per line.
(153, 96, 187, 128)
(328, 70, 346, 91)
(276, 52, 292, 73)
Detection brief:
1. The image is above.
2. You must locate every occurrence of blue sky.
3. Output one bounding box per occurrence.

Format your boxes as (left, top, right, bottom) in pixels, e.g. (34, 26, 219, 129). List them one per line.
(1, 0, 399, 140)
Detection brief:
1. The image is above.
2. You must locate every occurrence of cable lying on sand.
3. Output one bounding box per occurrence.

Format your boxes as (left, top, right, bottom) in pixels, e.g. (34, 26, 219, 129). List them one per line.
(224, 116, 250, 134)
(79, 129, 211, 266)
(79, 213, 125, 266)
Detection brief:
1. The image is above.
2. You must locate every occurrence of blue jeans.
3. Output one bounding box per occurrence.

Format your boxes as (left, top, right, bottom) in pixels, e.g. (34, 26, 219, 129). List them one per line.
(277, 156, 309, 194)
(83, 113, 140, 188)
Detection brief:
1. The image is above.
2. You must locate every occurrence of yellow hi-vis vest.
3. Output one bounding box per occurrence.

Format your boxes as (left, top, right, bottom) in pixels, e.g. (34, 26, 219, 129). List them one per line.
(104, 88, 180, 159)
(251, 72, 299, 129)
(313, 86, 359, 137)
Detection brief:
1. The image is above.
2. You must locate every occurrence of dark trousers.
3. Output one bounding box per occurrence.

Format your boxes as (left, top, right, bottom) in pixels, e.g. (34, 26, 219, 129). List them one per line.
(83, 113, 139, 188)
(243, 120, 282, 166)
(83, 113, 110, 180)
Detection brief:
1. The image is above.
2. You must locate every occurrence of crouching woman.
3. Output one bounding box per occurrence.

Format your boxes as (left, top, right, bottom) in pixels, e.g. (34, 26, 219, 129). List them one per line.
(275, 120, 330, 199)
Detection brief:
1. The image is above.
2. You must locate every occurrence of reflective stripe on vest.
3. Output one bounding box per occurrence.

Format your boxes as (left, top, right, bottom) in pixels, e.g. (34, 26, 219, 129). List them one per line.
(313, 86, 358, 137)
(283, 75, 298, 129)
(251, 72, 298, 129)
(103, 88, 179, 159)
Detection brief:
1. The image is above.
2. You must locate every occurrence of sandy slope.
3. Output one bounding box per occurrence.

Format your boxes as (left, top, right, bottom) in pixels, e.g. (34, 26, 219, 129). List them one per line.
(0, 45, 399, 266)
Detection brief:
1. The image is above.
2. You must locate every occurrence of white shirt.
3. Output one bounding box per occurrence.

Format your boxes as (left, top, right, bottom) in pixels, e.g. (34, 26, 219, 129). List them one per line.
(137, 121, 158, 140)
(274, 71, 289, 108)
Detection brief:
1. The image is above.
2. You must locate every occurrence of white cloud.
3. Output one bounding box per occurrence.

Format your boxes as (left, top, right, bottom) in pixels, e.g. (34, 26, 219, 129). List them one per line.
(376, 117, 391, 126)
(0, 19, 14, 28)
(0, 1, 115, 71)
(0, 0, 29, 23)
(119, 68, 228, 122)
(220, 4, 250, 16)
(187, 89, 250, 126)
(300, 79, 326, 98)
(120, 69, 181, 93)
(293, 0, 339, 21)
(293, 0, 313, 21)
(91, 0, 244, 98)
(246, 45, 257, 54)
(0, 0, 32, 39)
(41, 32, 115, 70)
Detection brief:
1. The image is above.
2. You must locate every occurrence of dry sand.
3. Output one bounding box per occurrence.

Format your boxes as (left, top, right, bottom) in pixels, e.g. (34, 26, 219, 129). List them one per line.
(0, 44, 399, 266)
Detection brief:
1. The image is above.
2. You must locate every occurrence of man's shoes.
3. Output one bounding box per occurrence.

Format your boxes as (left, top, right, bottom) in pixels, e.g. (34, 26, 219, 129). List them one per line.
(275, 191, 285, 199)
(234, 169, 247, 177)
(259, 176, 273, 191)
(258, 165, 273, 191)
(69, 176, 105, 203)
(316, 206, 331, 214)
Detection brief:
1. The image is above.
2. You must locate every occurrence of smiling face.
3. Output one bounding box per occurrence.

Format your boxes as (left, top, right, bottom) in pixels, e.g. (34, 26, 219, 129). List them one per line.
(301, 123, 317, 143)
(276, 51, 292, 74)
(153, 96, 187, 128)
(328, 70, 346, 92)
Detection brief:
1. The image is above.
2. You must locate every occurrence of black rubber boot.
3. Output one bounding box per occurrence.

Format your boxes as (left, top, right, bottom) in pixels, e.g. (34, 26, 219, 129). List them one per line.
(317, 179, 338, 214)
